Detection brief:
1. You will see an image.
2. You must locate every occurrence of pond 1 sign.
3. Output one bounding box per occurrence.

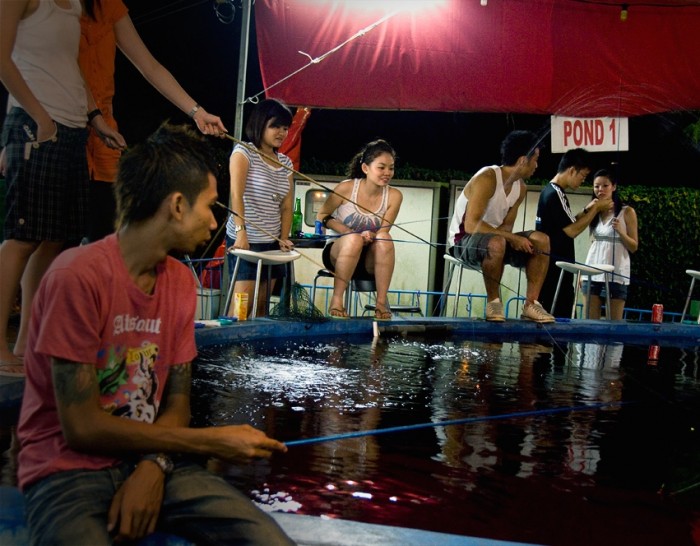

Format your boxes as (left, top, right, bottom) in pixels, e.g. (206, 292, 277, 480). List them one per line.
(550, 115, 629, 153)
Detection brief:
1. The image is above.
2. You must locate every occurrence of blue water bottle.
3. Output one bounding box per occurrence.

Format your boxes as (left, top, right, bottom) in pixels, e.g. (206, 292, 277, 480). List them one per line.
(314, 220, 323, 235)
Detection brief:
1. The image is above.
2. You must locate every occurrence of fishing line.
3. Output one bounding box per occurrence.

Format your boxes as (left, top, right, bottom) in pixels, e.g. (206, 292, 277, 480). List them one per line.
(285, 400, 630, 447)
(221, 135, 558, 312)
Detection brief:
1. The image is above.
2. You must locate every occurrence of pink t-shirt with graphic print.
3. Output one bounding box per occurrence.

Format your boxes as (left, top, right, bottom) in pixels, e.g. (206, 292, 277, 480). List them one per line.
(17, 234, 198, 490)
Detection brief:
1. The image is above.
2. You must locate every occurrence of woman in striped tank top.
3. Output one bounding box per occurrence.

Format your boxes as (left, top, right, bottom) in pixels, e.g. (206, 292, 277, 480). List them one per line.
(225, 99, 294, 317)
(316, 140, 403, 319)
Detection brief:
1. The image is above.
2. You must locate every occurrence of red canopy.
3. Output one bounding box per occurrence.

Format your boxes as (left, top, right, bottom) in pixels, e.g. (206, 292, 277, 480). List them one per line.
(255, 0, 700, 117)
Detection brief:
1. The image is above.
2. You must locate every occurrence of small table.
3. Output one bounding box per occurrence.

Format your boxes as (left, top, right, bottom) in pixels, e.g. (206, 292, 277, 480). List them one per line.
(290, 235, 327, 250)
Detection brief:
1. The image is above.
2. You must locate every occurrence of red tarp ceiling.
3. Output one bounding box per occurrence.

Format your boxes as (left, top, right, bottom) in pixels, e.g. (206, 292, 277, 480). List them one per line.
(255, 0, 700, 117)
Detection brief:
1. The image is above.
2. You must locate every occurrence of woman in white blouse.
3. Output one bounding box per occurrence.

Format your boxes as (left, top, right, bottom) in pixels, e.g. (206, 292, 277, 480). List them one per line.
(583, 170, 638, 320)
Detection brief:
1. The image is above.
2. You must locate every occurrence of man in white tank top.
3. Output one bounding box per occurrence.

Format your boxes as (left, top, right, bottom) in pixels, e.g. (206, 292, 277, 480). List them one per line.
(447, 131, 555, 323)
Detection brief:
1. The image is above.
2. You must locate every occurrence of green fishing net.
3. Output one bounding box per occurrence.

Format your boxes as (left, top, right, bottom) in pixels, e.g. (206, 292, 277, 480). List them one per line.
(268, 282, 327, 321)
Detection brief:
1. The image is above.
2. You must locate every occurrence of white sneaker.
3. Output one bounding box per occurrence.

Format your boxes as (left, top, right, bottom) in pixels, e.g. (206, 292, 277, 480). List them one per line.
(521, 301, 555, 323)
(486, 299, 505, 322)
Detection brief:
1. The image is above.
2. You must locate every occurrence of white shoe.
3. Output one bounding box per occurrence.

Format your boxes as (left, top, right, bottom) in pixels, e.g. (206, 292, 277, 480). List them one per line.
(521, 301, 555, 323)
(486, 299, 505, 322)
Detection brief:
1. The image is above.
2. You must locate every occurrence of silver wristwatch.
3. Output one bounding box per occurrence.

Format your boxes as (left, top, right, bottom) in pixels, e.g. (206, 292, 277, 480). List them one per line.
(142, 453, 174, 474)
(234, 224, 246, 233)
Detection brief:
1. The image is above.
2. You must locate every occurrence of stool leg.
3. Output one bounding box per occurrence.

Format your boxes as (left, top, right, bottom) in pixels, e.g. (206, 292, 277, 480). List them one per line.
(571, 272, 581, 319)
(265, 264, 273, 316)
(551, 268, 565, 317)
(346, 281, 353, 316)
(680, 278, 696, 323)
(251, 259, 262, 319)
(224, 256, 241, 315)
(584, 274, 592, 319)
(453, 265, 464, 318)
(311, 276, 318, 311)
(440, 262, 456, 317)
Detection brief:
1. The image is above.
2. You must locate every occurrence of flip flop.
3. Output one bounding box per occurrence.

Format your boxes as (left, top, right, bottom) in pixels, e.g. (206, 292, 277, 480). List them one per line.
(0, 363, 25, 378)
(328, 307, 349, 319)
(374, 307, 393, 321)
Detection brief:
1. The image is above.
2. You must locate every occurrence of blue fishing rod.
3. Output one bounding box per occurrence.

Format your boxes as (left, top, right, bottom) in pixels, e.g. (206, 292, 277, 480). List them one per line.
(285, 400, 629, 447)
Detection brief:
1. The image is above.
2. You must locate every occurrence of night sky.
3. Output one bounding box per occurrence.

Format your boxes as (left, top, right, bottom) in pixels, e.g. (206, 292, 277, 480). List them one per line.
(1, 0, 699, 187)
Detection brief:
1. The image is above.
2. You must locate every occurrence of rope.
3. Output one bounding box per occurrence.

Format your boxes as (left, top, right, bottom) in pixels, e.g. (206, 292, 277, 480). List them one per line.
(245, 10, 401, 104)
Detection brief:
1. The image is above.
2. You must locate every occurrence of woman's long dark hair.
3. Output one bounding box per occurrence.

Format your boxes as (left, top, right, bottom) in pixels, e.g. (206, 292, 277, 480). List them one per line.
(590, 169, 624, 231)
(84, 0, 100, 20)
(346, 139, 396, 179)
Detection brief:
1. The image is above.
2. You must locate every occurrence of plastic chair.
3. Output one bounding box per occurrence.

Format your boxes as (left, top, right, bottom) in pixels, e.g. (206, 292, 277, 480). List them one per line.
(357, 278, 423, 317)
(680, 269, 700, 324)
(310, 269, 371, 316)
(311, 270, 422, 317)
(552, 261, 615, 319)
(224, 249, 301, 318)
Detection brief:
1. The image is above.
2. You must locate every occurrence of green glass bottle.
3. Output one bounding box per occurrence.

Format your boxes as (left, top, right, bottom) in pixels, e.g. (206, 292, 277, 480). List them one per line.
(291, 197, 303, 237)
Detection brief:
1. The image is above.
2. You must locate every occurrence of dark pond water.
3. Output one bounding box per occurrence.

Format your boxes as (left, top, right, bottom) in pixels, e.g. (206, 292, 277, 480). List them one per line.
(190, 335, 700, 546)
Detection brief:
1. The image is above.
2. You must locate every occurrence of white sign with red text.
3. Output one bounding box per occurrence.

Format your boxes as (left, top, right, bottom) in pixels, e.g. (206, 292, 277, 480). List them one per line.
(550, 115, 628, 153)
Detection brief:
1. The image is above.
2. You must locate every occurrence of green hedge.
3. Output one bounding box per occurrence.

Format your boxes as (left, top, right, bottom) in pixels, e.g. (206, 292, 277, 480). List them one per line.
(619, 185, 700, 313)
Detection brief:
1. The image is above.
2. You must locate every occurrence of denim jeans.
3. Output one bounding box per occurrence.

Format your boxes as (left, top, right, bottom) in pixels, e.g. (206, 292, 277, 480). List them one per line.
(24, 462, 295, 545)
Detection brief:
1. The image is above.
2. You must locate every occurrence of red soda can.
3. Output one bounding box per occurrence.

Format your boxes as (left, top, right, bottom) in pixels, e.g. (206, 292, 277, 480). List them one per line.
(648, 344, 660, 362)
(651, 304, 663, 323)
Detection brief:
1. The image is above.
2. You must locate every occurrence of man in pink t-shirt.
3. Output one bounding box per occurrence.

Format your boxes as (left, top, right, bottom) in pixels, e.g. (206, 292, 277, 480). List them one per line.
(17, 123, 294, 545)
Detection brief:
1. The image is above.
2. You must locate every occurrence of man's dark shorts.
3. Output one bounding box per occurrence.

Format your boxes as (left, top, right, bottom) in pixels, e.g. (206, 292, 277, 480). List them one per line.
(450, 230, 535, 269)
(1, 107, 88, 241)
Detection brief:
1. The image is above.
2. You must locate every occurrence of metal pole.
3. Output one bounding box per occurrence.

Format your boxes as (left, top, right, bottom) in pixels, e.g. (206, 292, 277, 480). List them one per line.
(234, 0, 252, 142)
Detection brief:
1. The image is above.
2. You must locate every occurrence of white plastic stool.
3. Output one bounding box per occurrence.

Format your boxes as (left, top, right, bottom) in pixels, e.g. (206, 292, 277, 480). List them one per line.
(225, 249, 301, 318)
(552, 261, 615, 319)
(440, 253, 473, 318)
(680, 269, 700, 324)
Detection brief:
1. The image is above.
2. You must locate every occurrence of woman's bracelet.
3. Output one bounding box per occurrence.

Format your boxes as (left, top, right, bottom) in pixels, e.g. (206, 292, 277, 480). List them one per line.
(321, 215, 333, 229)
(188, 104, 200, 118)
(87, 108, 102, 123)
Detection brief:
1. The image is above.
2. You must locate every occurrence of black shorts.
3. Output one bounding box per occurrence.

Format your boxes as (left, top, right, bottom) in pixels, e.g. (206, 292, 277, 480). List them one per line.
(322, 242, 373, 280)
(451, 230, 534, 269)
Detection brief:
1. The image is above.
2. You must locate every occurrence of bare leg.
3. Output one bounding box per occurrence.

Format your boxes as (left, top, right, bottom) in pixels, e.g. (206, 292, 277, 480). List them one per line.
(587, 295, 603, 320)
(481, 235, 506, 301)
(524, 231, 550, 305)
(328, 234, 364, 312)
(13, 241, 64, 356)
(609, 299, 625, 320)
(365, 234, 395, 310)
(226, 279, 275, 318)
(0, 239, 38, 366)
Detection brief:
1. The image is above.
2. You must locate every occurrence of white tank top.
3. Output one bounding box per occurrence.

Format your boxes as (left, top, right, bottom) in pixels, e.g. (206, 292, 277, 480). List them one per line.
(332, 178, 389, 232)
(8, 0, 87, 128)
(585, 207, 631, 285)
(448, 166, 521, 246)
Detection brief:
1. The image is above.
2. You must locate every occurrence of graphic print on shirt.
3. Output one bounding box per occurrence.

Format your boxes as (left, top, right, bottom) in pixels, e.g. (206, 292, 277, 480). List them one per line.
(99, 341, 161, 422)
